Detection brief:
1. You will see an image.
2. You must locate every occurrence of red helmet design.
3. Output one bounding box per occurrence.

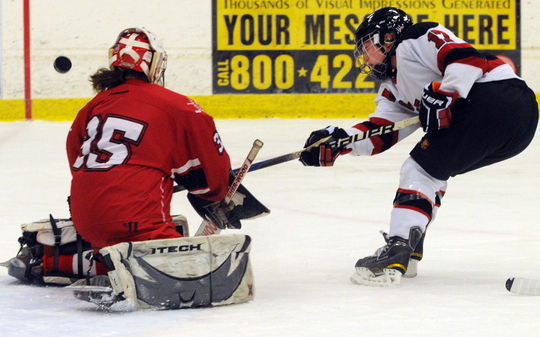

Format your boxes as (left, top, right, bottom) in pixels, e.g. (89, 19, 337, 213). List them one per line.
(109, 27, 167, 85)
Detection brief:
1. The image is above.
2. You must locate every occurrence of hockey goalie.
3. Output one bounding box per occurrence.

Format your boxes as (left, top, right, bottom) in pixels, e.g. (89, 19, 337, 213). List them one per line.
(1, 27, 269, 310)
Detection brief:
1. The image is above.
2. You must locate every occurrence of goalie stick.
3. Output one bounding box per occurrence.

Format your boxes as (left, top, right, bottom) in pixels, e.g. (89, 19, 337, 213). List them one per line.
(506, 277, 540, 295)
(173, 116, 420, 193)
(195, 139, 264, 236)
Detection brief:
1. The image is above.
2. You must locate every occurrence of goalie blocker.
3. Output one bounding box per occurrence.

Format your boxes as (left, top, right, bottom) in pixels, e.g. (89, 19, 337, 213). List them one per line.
(78, 234, 254, 310)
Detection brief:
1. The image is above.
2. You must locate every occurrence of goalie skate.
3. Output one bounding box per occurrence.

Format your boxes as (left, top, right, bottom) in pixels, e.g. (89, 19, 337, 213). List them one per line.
(71, 286, 119, 307)
(67, 276, 125, 308)
(350, 267, 402, 287)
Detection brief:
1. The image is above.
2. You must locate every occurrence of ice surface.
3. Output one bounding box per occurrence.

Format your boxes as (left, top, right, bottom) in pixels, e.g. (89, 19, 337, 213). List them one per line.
(1, 119, 539, 337)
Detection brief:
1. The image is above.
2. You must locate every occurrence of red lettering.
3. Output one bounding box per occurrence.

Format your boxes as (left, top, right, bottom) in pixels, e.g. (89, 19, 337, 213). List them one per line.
(398, 100, 415, 111)
(382, 88, 396, 102)
(427, 29, 454, 49)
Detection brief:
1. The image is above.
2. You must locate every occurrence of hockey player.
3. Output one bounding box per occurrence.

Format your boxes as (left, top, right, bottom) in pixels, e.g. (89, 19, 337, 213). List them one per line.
(6, 28, 261, 308)
(299, 7, 538, 286)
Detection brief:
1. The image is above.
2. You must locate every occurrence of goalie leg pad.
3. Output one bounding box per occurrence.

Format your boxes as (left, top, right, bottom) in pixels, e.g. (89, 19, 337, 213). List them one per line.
(3, 215, 93, 285)
(99, 234, 254, 310)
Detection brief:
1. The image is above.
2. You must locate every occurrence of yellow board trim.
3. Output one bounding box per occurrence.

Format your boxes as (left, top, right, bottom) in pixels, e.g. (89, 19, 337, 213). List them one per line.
(0, 94, 374, 121)
(1, 93, 539, 121)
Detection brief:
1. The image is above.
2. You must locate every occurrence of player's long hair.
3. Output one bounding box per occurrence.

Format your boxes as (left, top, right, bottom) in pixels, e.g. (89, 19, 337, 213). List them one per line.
(90, 68, 148, 93)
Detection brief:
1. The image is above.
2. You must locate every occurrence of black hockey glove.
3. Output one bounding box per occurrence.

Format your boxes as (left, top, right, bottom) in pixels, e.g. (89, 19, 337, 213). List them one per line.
(188, 193, 242, 229)
(419, 81, 459, 133)
(299, 126, 352, 167)
(187, 175, 270, 230)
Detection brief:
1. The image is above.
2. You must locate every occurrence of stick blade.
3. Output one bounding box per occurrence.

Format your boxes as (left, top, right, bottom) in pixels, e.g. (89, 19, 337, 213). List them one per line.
(505, 277, 514, 291)
(506, 277, 540, 295)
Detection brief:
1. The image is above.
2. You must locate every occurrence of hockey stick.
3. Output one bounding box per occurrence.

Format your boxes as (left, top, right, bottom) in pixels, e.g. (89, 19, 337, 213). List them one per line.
(248, 116, 420, 171)
(173, 116, 420, 193)
(195, 139, 264, 236)
(506, 277, 540, 295)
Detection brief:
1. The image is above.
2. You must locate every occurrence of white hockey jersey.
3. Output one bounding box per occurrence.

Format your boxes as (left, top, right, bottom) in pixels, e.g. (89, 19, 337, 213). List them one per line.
(347, 22, 519, 156)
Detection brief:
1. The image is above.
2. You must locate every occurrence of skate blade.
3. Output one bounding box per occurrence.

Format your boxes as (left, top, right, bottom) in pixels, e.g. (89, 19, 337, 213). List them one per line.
(350, 267, 402, 287)
(67, 286, 120, 308)
(66, 284, 113, 293)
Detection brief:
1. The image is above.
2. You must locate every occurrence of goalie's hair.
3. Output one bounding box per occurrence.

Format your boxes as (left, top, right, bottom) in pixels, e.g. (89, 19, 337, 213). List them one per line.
(89, 67, 148, 93)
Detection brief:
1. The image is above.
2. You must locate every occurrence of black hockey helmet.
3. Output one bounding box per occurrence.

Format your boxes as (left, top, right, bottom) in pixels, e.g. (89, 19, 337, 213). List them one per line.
(354, 7, 413, 80)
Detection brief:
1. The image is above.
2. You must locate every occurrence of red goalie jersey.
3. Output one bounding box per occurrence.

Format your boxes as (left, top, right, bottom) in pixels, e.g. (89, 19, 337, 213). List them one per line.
(67, 79, 231, 247)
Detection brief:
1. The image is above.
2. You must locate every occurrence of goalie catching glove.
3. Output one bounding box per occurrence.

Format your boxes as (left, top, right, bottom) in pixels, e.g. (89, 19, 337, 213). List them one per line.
(419, 81, 459, 133)
(299, 126, 352, 167)
(188, 194, 241, 229)
(188, 173, 270, 229)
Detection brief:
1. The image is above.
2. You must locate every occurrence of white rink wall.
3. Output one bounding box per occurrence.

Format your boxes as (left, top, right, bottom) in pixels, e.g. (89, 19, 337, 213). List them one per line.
(1, 0, 540, 100)
(520, 0, 540, 90)
(1, 0, 213, 99)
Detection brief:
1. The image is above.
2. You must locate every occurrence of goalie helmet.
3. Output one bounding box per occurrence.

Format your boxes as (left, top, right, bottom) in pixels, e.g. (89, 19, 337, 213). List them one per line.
(354, 7, 412, 80)
(109, 27, 167, 85)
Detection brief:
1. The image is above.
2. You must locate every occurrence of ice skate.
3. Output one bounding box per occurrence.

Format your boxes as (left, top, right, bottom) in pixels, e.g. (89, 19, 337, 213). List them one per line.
(4, 246, 43, 283)
(375, 230, 424, 278)
(404, 231, 425, 278)
(69, 275, 124, 308)
(351, 227, 423, 287)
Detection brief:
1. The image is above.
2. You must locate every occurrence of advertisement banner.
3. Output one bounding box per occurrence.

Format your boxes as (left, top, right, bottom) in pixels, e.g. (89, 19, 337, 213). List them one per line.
(212, 0, 520, 94)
